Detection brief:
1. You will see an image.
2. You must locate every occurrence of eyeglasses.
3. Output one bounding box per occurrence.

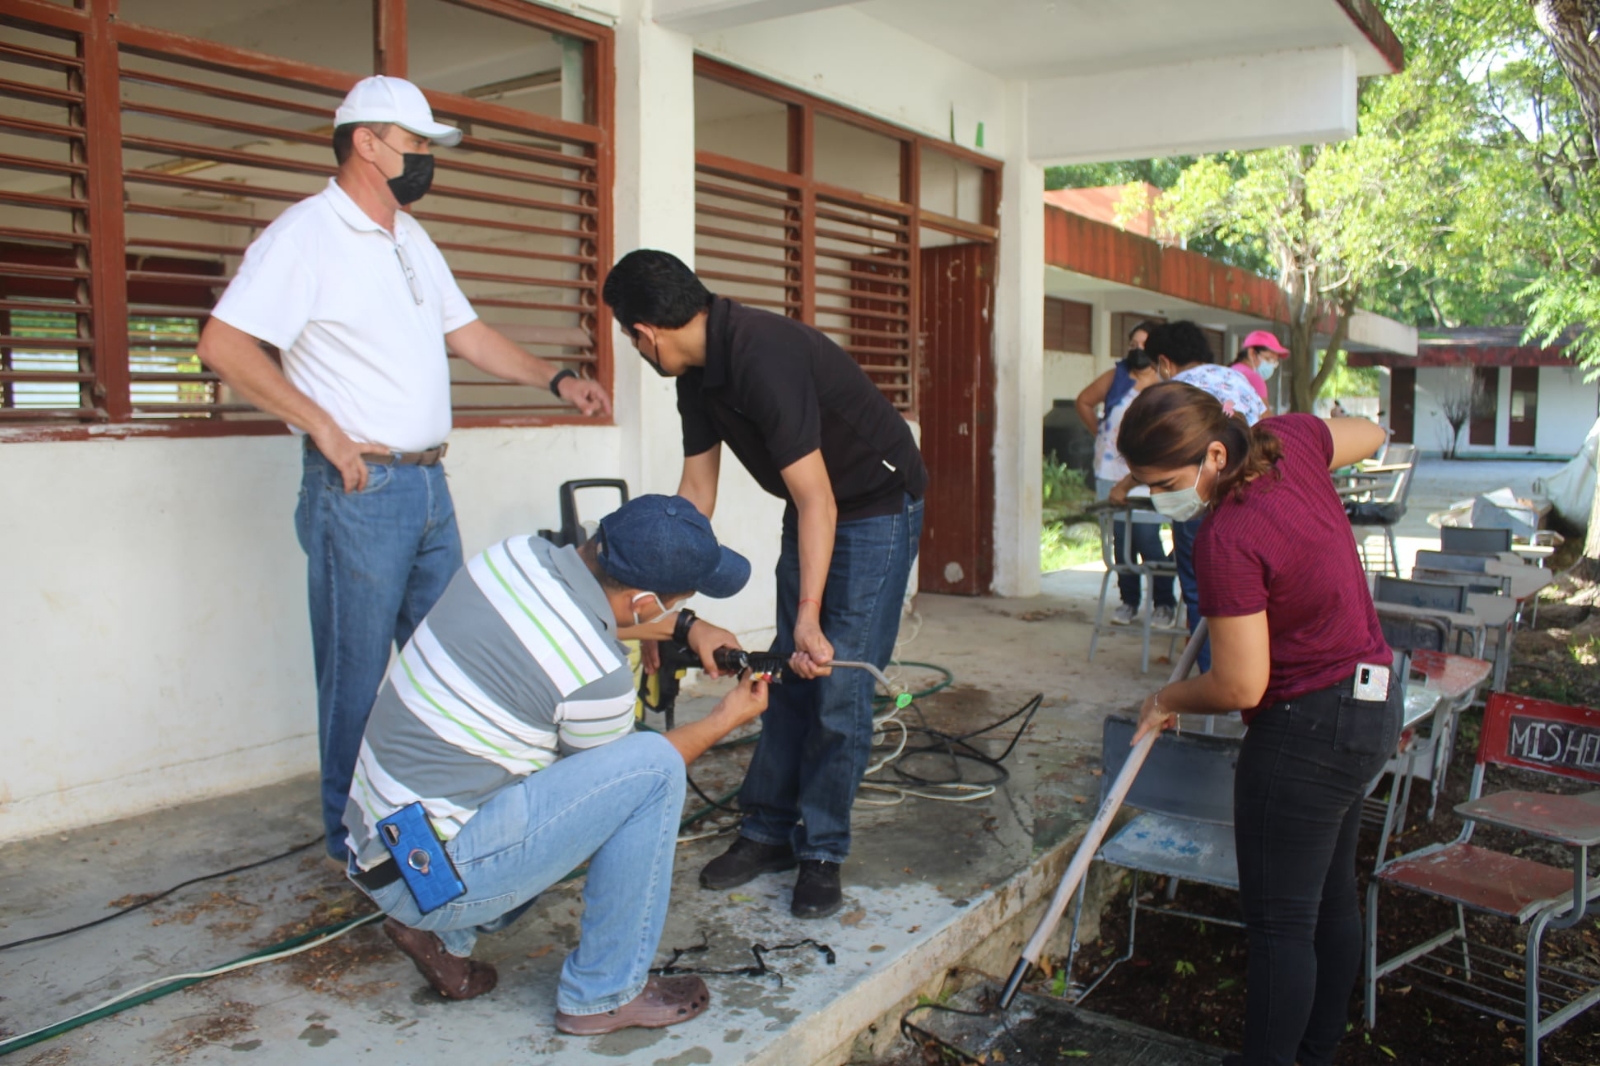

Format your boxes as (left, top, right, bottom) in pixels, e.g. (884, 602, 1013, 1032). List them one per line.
(394, 244, 424, 306)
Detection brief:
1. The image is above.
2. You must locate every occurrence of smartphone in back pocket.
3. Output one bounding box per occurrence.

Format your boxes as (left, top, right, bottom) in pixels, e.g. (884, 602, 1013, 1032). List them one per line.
(1352, 663, 1391, 702)
(375, 802, 467, 915)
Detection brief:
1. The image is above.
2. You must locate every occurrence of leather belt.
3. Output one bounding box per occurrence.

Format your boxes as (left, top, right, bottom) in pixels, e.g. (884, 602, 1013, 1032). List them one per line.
(351, 859, 402, 891)
(307, 440, 448, 466)
(368, 443, 448, 466)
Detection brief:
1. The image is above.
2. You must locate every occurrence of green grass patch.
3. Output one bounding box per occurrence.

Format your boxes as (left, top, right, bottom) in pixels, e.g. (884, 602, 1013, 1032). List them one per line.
(1042, 520, 1101, 572)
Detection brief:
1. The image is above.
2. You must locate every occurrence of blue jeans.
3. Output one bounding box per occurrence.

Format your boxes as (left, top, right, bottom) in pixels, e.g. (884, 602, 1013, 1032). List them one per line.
(295, 444, 462, 858)
(1095, 479, 1175, 610)
(1234, 674, 1401, 1066)
(737, 495, 923, 863)
(1170, 515, 1209, 671)
(355, 732, 686, 1015)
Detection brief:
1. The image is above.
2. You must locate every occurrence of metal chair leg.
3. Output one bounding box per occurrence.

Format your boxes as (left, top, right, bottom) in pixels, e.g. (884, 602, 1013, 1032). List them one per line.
(1365, 878, 1382, 1029)
(1386, 525, 1400, 577)
(1526, 907, 1553, 1066)
(1088, 570, 1114, 662)
(1138, 571, 1153, 674)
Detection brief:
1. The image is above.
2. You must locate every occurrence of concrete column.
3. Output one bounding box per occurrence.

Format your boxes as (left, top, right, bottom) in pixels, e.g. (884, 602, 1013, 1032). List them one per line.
(1093, 303, 1115, 375)
(992, 80, 1045, 598)
(612, 0, 696, 497)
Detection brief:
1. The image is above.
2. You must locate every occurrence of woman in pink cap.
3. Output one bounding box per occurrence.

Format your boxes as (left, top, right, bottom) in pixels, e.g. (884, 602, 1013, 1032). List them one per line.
(1232, 330, 1287, 411)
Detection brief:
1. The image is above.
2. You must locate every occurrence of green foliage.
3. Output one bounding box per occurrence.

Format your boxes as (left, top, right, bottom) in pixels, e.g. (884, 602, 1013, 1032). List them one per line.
(1321, 353, 1383, 398)
(1042, 457, 1094, 514)
(1040, 522, 1100, 572)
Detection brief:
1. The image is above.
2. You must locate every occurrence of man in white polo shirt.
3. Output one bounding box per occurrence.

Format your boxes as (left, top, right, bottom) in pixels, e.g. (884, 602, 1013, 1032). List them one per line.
(198, 76, 611, 861)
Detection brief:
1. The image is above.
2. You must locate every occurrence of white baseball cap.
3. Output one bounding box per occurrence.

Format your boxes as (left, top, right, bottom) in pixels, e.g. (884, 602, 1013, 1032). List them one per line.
(334, 76, 462, 147)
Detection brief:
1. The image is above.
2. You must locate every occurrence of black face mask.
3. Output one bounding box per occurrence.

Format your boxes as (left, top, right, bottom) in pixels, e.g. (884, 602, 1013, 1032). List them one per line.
(386, 152, 434, 205)
(372, 136, 435, 205)
(643, 349, 672, 378)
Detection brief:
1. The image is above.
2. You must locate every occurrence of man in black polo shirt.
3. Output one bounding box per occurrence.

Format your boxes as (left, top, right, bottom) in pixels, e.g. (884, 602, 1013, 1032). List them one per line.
(603, 250, 926, 918)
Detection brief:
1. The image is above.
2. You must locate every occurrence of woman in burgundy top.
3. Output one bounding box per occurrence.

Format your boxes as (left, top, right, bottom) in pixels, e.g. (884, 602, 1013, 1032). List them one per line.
(1117, 382, 1399, 1066)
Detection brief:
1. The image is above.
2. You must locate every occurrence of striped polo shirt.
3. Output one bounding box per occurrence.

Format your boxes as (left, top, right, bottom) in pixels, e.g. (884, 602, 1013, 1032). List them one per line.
(343, 535, 636, 870)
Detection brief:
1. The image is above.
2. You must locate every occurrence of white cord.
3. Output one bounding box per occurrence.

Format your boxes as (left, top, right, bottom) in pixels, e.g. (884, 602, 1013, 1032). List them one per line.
(854, 693, 998, 806)
(0, 912, 383, 1055)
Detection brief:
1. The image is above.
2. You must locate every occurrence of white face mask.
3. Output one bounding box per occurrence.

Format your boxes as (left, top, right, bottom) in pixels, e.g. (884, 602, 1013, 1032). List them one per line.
(1259, 359, 1278, 381)
(1150, 461, 1211, 522)
(630, 591, 673, 626)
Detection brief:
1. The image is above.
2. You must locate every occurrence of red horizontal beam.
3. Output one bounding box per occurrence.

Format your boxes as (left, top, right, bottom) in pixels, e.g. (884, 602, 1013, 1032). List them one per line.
(1347, 346, 1575, 369)
(1044, 204, 1292, 324)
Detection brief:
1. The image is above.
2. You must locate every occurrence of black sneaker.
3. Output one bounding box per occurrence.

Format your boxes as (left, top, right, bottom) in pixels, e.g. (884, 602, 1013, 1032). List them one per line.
(791, 860, 843, 919)
(699, 836, 797, 890)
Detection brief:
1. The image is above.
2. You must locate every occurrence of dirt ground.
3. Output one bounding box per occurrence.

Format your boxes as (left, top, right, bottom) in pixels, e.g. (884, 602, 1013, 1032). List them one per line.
(1027, 568, 1600, 1066)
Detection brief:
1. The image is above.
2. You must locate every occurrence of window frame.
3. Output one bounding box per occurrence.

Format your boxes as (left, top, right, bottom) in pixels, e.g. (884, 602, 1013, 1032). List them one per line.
(692, 56, 1002, 419)
(0, 0, 614, 442)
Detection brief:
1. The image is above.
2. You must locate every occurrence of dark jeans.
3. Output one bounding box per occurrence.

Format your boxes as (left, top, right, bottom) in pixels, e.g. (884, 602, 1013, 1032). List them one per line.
(1115, 518, 1176, 609)
(296, 444, 463, 858)
(1234, 669, 1402, 1066)
(738, 494, 923, 863)
(1171, 516, 1208, 670)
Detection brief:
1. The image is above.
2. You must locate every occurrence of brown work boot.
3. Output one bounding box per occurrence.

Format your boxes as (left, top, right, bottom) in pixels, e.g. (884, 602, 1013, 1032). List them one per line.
(554, 975, 711, 1035)
(383, 918, 498, 1000)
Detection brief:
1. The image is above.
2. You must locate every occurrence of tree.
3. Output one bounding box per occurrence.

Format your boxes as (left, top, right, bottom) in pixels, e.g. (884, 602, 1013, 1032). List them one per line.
(1437, 384, 1476, 459)
(1146, 60, 1470, 412)
(1523, 0, 1600, 573)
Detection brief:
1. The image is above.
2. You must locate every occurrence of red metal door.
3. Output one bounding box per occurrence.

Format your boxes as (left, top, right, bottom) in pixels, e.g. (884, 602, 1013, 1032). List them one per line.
(1390, 367, 1416, 443)
(1509, 366, 1538, 447)
(1470, 367, 1499, 446)
(917, 242, 994, 595)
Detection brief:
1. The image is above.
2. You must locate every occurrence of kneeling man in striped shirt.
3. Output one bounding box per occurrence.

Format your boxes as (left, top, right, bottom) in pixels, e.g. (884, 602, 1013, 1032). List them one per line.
(344, 494, 765, 1035)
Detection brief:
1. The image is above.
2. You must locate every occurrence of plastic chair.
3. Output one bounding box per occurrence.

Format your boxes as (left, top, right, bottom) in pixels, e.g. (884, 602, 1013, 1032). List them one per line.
(1062, 712, 1243, 1002)
(1442, 526, 1514, 555)
(1345, 456, 1417, 576)
(1367, 693, 1600, 1066)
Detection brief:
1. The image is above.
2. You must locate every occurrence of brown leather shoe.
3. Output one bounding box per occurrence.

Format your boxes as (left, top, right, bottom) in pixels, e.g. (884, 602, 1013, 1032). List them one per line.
(554, 975, 711, 1035)
(382, 918, 498, 1000)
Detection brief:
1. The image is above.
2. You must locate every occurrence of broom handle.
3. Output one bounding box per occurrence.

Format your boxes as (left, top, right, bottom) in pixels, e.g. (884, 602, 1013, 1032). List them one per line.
(997, 618, 1209, 1009)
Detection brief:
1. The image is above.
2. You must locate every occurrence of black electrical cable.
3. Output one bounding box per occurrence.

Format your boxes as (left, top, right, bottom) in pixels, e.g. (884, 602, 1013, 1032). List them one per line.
(686, 769, 742, 814)
(652, 936, 836, 989)
(876, 693, 1045, 791)
(0, 834, 325, 954)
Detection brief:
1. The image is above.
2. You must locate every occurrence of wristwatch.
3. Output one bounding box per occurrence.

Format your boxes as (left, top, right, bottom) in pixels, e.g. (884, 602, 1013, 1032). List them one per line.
(548, 368, 577, 398)
(672, 609, 697, 647)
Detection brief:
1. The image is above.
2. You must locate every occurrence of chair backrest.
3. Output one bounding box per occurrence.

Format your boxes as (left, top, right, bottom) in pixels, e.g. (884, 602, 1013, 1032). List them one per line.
(1374, 575, 1469, 613)
(1378, 611, 1450, 653)
(1100, 714, 1240, 826)
(1384, 443, 1417, 466)
(1441, 526, 1513, 554)
(1478, 693, 1600, 785)
(1415, 549, 1494, 574)
(1412, 566, 1511, 598)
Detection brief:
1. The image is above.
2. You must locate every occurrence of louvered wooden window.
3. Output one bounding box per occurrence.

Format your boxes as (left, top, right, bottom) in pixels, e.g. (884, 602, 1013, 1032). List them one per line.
(693, 58, 1000, 416)
(1043, 296, 1091, 354)
(0, 0, 612, 439)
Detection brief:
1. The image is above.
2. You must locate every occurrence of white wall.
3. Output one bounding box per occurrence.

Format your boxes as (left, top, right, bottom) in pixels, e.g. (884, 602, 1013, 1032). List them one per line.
(1043, 350, 1097, 406)
(694, 5, 1009, 154)
(1536, 366, 1600, 456)
(1410, 365, 1597, 458)
(1413, 366, 1475, 456)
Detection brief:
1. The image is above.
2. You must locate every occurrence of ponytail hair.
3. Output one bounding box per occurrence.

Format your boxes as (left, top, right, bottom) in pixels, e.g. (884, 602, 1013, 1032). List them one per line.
(1116, 381, 1282, 502)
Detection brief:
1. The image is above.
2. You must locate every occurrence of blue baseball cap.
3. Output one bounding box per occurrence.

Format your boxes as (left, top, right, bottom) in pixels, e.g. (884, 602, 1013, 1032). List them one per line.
(594, 494, 750, 599)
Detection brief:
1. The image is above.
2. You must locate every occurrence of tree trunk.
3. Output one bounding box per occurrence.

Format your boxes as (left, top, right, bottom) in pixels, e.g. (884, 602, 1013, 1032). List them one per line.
(1533, 0, 1600, 161)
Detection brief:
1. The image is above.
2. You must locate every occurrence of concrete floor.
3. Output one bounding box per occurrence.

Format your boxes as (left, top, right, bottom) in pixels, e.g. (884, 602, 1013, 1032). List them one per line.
(0, 456, 1554, 1066)
(0, 589, 1167, 1066)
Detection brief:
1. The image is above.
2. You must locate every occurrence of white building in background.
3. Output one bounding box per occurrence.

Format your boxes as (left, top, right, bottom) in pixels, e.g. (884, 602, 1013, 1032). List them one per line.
(1354, 328, 1600, 458)
(0, 0, 1404, 842)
